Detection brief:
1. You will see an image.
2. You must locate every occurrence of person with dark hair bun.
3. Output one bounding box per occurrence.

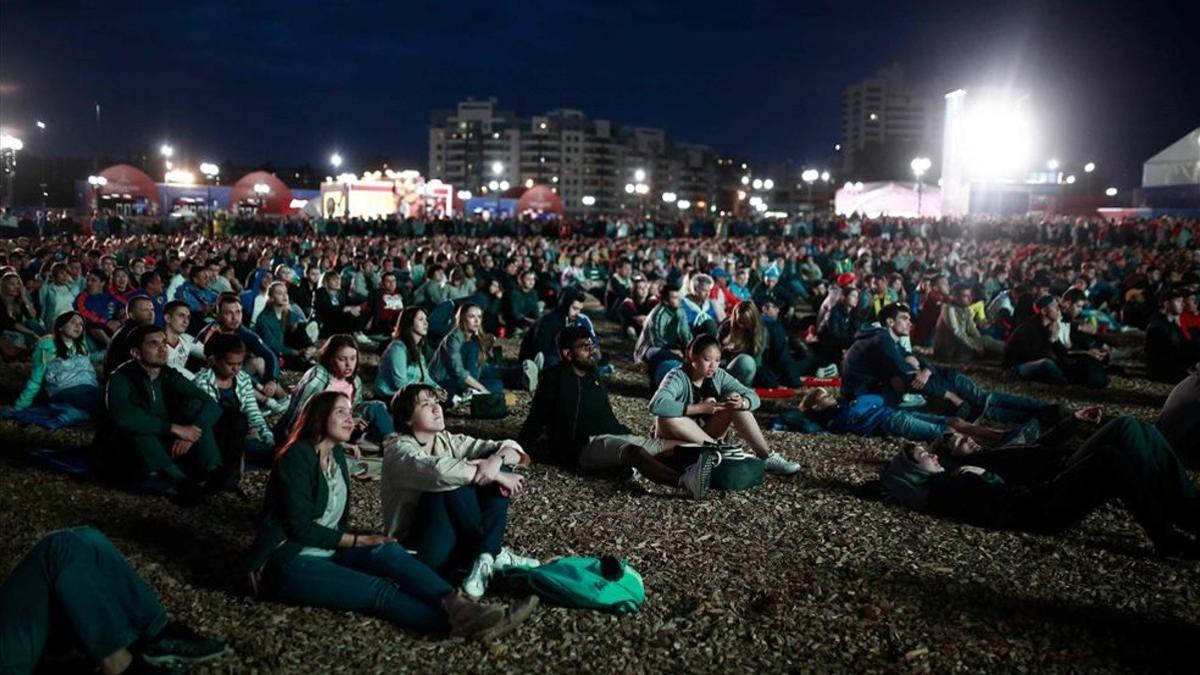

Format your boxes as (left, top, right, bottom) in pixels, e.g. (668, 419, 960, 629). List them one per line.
(650, 334, 802, 476)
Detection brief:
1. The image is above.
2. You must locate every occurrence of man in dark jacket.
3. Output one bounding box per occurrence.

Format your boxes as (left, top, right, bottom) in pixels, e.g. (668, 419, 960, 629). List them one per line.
(518, 326, 715, 499)
(518, 287, 598, 367)
(1003, 295, 1108, 389)
(1146, 288, 1200, 383)
(504, 270, 541, 332)
(103, 324, 228, 501)
(103, 295, 157, 379)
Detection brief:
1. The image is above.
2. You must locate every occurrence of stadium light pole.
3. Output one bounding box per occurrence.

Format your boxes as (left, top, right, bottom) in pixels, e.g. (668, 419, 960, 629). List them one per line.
(801, 168, 819, 214)
(0, 133, 24, 208)
(910, 157, 932, 216)
(36, 121, 47, 206)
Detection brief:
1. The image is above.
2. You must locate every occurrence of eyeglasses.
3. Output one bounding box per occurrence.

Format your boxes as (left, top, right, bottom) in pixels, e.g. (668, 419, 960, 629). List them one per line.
(571, 342, 597, 352)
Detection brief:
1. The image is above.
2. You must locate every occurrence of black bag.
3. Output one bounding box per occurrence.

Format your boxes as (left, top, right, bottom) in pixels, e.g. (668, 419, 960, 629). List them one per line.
(469, 393, 509, 419)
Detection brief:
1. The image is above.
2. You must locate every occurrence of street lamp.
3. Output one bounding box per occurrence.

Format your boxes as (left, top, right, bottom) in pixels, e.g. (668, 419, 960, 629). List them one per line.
(200, 162, 220, 210)
(1105, 187, 1118, 197)
(1084, 162, 1095, 173)
(752, 178, 763, 190)
(820, 171, 830, 183)
(87, 175, 107, 212)
(1066, 175, 1076, 184)
(36, 121, 47, 206)
(634, 168, 646, 183)
(910, 157, 932, 216)
(677, 199, 690, 210)
(1047, 158, 1059, 171)
(763, 178, 775, 190)
(582, 194, 595, 218)
(253, 183, 270, 213)
(456, 190, 472, 200)
(330, 152, 343, 169)
(160, 144, 174, 158)
(661, 191, 677, 203)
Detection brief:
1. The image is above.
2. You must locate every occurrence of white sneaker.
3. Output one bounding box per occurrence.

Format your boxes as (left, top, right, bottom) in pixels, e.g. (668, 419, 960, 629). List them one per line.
(625, 326, 638, 341)
(493, 546, 541, 571)
(678, 450, 718, 500)
(533, 352, 545, 370)
(521, 359, 539, 392)
(763, 451, 802, 476)
(462, 553, 494, 600)
(354, 332, 375, 346)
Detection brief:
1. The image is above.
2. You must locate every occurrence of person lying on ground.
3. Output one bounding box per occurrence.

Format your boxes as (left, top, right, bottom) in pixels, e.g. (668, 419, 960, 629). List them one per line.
(245, 391, 538, 640)
(787, 387, 1010, 445)
(878, 416, 1200, 559)
(650, 334, 802, 476)
(382, 383, 540, 599)
(0, 526, 229, 675)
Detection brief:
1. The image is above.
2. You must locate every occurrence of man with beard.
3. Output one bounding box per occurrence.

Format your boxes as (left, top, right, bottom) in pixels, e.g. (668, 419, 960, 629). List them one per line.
(518, 326, 717, 499)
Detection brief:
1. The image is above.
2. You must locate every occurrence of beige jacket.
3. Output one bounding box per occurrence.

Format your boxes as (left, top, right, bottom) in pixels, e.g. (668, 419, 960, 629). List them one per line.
(380, 431, 528, 538)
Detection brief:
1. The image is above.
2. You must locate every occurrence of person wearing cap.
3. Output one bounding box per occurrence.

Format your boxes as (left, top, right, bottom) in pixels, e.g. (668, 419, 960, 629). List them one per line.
(751, 266, 794, 316)
(1002, 295, 1107, 389)
(708, 267, 740, 314)
(877, 416, 1200, 559)
(1146, 288, 1200, 383)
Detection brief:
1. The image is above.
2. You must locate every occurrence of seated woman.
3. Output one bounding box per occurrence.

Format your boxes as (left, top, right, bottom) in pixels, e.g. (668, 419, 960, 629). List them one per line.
(313, 271, 365, 339)
(786, 387, 1010, 445)
(816, 284, 862, 364)
(473, 278, 506, 337)
(376, 306, 443, 400)
(275, 335, 394, 446)
(879, 416, 1200, 558)
(246, 391, 538, 639)
(717, 300, 808, 388)
(430, 303, 538, 399)
(382, 384, 540, 599)
(650, 334, 802, 476)
(0, 271, 43, 355)
(13, 311, 103, 414)
(254, 281, 315, 370)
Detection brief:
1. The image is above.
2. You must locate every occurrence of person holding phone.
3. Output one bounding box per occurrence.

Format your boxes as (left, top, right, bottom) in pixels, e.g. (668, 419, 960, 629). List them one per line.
(649, 334, 802, 476)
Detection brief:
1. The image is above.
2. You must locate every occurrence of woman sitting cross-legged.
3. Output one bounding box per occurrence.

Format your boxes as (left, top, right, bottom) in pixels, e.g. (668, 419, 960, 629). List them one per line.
(245, 390, 538, 640)
(376, 306, 444, 401)
(382, 384, 540, 599)
(274, 335, 394, 446)
(650, 334, 803, 476)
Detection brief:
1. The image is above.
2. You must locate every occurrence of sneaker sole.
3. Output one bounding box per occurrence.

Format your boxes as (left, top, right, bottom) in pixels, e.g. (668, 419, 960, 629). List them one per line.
(143, 646, 231, 666)
(694, 451, 718, 500)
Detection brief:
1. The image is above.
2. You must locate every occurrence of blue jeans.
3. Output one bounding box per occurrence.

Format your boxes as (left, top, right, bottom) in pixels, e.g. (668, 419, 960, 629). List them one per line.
(725, 354, 757, 387)
(644, 347, 682, 387)
(981, 390, 1062, 426)
(405, 484, 510, 575)
(50, 384, 104, 415)
(0, 527, 167, 672)
(355, 399, 395, 440)
(461, 340, 522, 394)
(265, 543, 453, 634)
(878, 410, 949, 441)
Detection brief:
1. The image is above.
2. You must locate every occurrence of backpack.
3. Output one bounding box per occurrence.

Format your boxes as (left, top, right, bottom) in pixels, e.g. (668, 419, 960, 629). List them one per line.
(495, 556, 645, 614)
(673, 443, 764, 491)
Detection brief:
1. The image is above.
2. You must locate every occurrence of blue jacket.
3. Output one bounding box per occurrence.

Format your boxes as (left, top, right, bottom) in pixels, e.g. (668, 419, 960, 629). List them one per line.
(826, 395, 895, 436)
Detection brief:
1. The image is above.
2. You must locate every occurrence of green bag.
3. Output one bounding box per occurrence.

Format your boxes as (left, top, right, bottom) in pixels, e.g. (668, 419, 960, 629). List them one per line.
(469, 393, 508, 419)
(673, 443, 764, 491)
(495, 556, 645, 614)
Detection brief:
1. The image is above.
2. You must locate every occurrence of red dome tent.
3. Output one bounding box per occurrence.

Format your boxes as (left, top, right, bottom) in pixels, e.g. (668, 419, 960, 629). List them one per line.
(93, 164, 161, 213)
(229, 171, 294, 214)
(515, 184, 564, 217)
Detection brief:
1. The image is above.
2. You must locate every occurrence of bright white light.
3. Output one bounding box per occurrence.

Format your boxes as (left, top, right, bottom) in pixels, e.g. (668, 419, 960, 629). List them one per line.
(740, 175, 750, 185)
(1066, 175, 1076, 184)
(457, 190, 472, 200)
(199, 162, 220, 177)
(330, 152, 343, 168)
(752, 178, 763, 190)
(253, 183, 270, 196)
(755, 202, 768, 212)
(36, 121, 46, 130)
(911, 156, 932, 178)
(1084, 162, 1095, 173)
(491, 161, 503, 176)
(160, 144, 174, 158)
(635, 183, 649, 195)
(854, 181, 864, 190)
(677, 200, 690, 209)
(488, 180, 499, 190)
(763, 179, 775, 190)
(662, 192, 677, 203)
(164, 169, 195, 184)
(1047, 159, 1059, 171)
(336, 172, 357, 183)
(843, 182, 854, 191)
(634, 168, 646, 182)
(959, 94, 1036, 179)
(87, 175, 107, 187)
(1105, 187, 1118, 197)
(521, 179, 532, 188)
(736, 190, 747, 201)
(748, 196, 763, 206)
(499, 180, 510, 190)
(820, 172, 830, 182)
(801, 169, 819, 183)
(581, 195, 596, 206)
(834, 143, 841, 151)
(0, 134, 23, 151)
(624, 183, 635, 194)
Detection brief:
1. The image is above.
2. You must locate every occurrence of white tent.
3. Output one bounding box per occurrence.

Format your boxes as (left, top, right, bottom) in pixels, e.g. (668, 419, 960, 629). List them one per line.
(1142, 126, 1200, 188)
(834, 181, 942, 218)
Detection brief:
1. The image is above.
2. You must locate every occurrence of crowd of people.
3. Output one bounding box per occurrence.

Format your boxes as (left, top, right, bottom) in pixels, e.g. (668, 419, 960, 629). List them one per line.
(2, 211, 1198, 673)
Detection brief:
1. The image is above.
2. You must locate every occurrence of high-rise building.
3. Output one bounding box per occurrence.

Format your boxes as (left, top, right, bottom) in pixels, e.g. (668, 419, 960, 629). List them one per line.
(429, 98, 717, 218)
(840, 64, 942, 180)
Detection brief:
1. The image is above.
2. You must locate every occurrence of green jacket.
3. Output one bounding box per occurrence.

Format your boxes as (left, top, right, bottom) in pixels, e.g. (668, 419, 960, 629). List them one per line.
(245, 440, 350, 572)
(505, 288, 540, 325)
(633, 303, 692, 363)
(104, 360, 220, 437)
(649, 366, 761, 419)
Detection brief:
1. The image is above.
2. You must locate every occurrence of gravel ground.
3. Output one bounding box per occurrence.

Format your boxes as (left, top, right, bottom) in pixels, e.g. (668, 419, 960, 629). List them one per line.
(0, 322, 1196, 673)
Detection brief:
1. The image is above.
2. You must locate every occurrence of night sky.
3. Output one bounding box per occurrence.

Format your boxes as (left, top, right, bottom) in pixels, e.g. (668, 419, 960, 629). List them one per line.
(1, 0, 1197, 185)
